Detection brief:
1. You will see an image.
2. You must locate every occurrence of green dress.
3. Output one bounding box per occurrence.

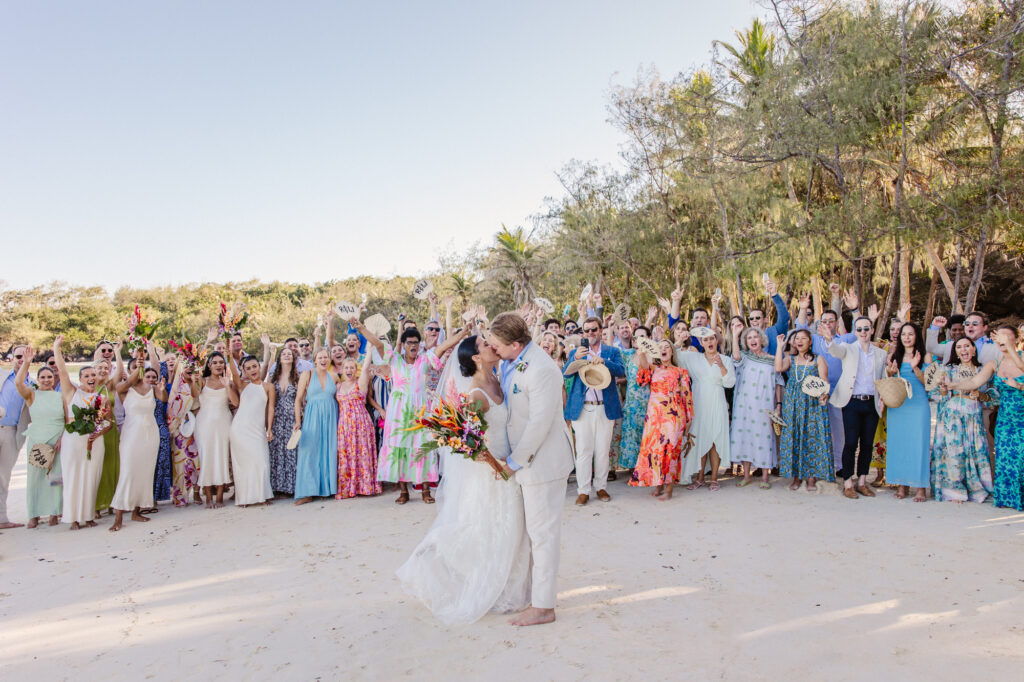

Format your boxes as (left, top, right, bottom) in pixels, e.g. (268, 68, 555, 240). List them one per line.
(24, 390, 65, 519)
(94, 387, 120, 512)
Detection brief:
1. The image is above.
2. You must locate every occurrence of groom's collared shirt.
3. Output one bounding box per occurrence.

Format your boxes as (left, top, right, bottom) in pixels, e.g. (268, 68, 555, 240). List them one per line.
(499, 342, 533, 471)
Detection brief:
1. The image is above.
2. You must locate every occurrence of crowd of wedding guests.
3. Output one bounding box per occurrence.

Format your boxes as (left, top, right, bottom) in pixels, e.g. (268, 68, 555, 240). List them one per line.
(1, 282, 1023, 534)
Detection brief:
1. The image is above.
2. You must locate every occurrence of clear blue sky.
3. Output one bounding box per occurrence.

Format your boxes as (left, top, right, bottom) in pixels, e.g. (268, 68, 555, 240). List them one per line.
(1, 0, 759, 291)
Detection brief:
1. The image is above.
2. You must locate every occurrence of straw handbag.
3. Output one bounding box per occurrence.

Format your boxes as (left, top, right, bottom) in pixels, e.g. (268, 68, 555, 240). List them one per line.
(874, 376, 913, 408)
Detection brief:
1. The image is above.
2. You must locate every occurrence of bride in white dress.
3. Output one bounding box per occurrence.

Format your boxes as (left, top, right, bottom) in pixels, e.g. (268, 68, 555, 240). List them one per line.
(227, 356, 274, 506)
(110, 357, 165, 531)
(397, 334, 531, 625)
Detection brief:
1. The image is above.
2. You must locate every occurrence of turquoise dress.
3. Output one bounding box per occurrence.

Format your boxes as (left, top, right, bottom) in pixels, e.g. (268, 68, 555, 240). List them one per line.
(617, 349, 650, 469)
(24, 390, 65, 519)
(886, 362, 930, 488)
(778, 361, 833, 481)
(993, 369, 1024, 511)
(294, 372, 339, 498)
(928, 366, 993, 502)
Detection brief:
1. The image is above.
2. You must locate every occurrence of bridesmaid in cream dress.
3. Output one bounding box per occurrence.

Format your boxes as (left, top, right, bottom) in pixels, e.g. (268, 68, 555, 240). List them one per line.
(675, 332, 736, 490)
(227, 356, 274, 507)
(110, 351, 165, 531)
(52, 335, 113, 530)
(190, 351, 233, 508)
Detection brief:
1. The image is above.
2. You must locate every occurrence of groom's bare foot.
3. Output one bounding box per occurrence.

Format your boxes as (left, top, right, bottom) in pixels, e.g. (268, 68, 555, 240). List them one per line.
(510, 607, 556, 627)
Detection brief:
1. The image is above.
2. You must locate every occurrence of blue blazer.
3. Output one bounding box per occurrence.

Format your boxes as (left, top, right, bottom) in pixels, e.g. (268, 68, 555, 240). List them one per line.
(563, 344, 625, 421)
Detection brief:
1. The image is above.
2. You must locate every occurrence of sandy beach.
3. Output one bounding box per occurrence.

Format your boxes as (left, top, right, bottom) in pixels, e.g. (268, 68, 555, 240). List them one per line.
(2, 455, 1023, 681)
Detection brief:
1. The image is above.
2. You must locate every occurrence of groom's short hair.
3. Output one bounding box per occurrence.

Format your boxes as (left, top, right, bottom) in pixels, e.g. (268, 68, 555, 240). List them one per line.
(490, 312, 532, 346)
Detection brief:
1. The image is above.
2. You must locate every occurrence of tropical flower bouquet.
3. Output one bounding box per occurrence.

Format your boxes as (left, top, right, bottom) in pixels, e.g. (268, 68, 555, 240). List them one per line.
(406, 394, 508, 480)
(168, 337, 209, 373)
(64, 393, 111, 458)
(123, 305, 160, 355)
(218, 302, 249, 340)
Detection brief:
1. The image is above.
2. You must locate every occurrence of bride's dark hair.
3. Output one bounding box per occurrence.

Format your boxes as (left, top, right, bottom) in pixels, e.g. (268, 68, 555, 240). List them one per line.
(457, 335, 479, 377)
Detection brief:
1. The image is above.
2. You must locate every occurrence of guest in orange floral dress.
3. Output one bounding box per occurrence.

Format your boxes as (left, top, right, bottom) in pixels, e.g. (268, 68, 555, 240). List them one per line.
(336, 354, 381, 499)
(630, 340, 694, 500)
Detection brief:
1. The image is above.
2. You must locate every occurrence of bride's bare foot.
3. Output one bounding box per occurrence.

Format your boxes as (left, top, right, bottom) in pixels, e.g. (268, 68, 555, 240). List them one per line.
(509, 607, 556, 627)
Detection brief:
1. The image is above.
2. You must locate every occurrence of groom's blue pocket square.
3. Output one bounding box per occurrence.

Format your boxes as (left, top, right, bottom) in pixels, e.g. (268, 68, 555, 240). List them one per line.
(512, 384, 521, 394)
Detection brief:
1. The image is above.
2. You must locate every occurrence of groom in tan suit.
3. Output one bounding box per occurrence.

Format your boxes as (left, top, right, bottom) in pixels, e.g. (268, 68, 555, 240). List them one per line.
(489, 312, 575, 626)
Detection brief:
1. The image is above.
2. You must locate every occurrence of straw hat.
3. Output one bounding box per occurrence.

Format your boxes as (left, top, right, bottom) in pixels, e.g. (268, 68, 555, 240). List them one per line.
(579, 363, 612, 391)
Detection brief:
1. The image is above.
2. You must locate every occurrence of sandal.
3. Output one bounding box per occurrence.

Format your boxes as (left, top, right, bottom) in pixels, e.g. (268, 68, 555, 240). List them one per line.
(686, 481, 705, 491)
(422, 490, 435, 504)
(708, 482, 721, 492)
(759, 481, 771, 489)
(395, 491, 409, 505)
(736, 479, 754, 488)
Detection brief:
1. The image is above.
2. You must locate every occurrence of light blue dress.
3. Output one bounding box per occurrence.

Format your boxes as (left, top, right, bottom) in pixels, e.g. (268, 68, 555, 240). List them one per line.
(885, 362, 930, 488)
(294, 372, 338, 498)
(617, 349, 649, 469)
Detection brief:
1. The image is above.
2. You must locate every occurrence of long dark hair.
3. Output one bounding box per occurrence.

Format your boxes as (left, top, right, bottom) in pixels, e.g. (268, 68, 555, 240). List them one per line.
(270, 347, 300, 386)
(946, 337, 982, 368)
(891, 323, 925, 367)
(457, 335, 478, 378)
(203, 351, 226, 378)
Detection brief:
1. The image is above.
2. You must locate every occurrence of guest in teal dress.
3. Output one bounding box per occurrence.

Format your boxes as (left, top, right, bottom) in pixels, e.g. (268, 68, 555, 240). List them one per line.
(949, 327, 1024, 511)
(885, 323, 931, 502)
(14, 355, 64, 527)
(928, 338, 993, 503)
(618, 327, 652, 470)
(774, 330, 833, 490)
(293, 348, 339, 504)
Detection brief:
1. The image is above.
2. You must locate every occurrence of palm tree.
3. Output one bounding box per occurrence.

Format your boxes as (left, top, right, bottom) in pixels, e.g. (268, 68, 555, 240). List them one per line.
(715, 18, 775, 99)
(449, 272, 475, 310)
(489, 225, 541, 307)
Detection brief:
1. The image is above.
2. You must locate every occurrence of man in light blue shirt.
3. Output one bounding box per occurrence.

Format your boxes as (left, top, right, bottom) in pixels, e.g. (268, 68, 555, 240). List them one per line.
(1, 345, 31, 528)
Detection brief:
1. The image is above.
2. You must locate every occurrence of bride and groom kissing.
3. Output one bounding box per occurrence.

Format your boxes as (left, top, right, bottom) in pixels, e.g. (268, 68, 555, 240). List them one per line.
(397, 312, 575, 626)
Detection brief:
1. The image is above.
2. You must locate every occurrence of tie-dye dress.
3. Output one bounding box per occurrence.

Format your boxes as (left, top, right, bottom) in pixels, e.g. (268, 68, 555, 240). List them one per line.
(376, 349, 442, 488)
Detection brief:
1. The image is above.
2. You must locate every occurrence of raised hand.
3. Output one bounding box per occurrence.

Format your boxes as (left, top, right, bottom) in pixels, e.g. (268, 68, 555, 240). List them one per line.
(898, 301, 912, 321)
(593, 292, 603, 307)
(656, 296, 671, 313)
(670, 286, 683, 302)
(647, 305, 657, 319)
(843, 289, 858, 311)
(798, 292, 811, 310)
(776, 333, 786, 349)
(867, 304, 880, 323)
(206, 327, 219, 344)
(765, 279, 778, 297)
(829, 282, 841, 297)
(931, 315, 947, 329)
(887, 359, 899, 376)
(711, 290, 723, 308)
(260, 333, 271, 347)
(910, 350, 922, 368)
(730, 318, 744, 336)
(54, 334, 64, 350)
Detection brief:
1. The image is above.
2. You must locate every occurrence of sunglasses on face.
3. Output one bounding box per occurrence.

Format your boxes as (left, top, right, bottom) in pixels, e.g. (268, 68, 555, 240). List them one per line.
(426, 327, 440, 332)
(749, 315, 762, 321)
(47, 361, 57, 366)
(299, 343, 310, 347)
(582, 327, 600, 334)
(855, 326, 872, 332)
(14, 354, 23, 360)
(101, 349, 113, 354)
(964, 321, 982, 327)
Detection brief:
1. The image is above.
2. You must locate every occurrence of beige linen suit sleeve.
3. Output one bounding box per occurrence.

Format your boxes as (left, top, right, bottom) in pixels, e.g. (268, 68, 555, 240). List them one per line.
(508, 363, 564, 468)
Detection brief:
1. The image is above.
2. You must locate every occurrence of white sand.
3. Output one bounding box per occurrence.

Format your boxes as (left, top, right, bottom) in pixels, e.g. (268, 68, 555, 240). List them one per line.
(2, 456, 1023, 681)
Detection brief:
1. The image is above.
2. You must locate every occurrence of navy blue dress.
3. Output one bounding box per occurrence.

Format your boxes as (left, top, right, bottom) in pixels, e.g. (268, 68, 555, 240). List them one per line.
(152, 364, 172, 502)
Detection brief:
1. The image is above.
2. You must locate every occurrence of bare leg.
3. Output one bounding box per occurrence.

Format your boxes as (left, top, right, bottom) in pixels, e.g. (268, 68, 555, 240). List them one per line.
(69, 521, 80, 530)
(651, 485, 664, 497)
(110, 510, 124, 532)
(214, 485, 224, 508)
(806, 476, 818, 492)
(659, 481, 675, 501)
(510, 606, 556, 627)
(294, 496, 313, 506)
(913, 487, 927, 502)
(895, 485, 908, 499)
(203, 486, 213, 509)
(395, 482, 409, 505)
(131, 507, 149, 522)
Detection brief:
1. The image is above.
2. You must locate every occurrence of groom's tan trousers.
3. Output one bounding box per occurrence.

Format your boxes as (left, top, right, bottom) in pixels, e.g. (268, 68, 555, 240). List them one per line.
(520, 478, 567, 609)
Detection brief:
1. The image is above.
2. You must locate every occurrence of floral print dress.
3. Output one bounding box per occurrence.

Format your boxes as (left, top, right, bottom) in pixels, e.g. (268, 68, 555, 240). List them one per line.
(268, 383, 298, 494)
(617, 349, 650, 469)
(778, 361, 833, 481)
(929, 366, 993, 502)
(376, 349, 442, 487)
(993, 368, 1024, 511)
(629, 366, 693, 487)
(336, 386, 381, 498)
(167, 376, 199, 506)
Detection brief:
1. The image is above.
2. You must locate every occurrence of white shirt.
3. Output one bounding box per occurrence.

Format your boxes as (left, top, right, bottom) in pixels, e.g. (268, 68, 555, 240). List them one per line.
(852, 344, 876, 395)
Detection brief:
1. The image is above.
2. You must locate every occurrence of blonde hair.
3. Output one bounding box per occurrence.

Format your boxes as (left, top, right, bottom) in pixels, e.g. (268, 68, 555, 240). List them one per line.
(490, 312, 531, 345)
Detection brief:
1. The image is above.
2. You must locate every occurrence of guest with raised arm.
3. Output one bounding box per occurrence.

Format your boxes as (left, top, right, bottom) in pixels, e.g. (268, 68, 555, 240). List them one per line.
(675, 332, 735, 491)
(166, 359, 200, 506)
(335, 352, 381, 499)
(729, 321, 779, 489)
(93, 345, 123, 516)
(0, 343, 32, 529)
(827, 316, 888, 498)
(191, 351, 233, 508)
(775, 330, 833, 491)
(945, 326, 1024, 511)
(748, 277, 791, 355)
(110, 345, 165, 531)
(364, 317, 469, 504)
(15, 346, 64, 527)
(53, 335, 112, 530)
(226, 355, 274, 507)
(293, 348, 341, 505)
(630, 339, 693, 500)
(563, 317, 625, 505)
(146, 342, 172, 509)
(884, 323, 930, 502)
(617, 326, 652, 472)
(929, 337, 993, 503)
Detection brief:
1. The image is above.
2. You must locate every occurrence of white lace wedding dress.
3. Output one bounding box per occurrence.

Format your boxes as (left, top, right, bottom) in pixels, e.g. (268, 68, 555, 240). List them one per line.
(396, 391, 532, 625)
